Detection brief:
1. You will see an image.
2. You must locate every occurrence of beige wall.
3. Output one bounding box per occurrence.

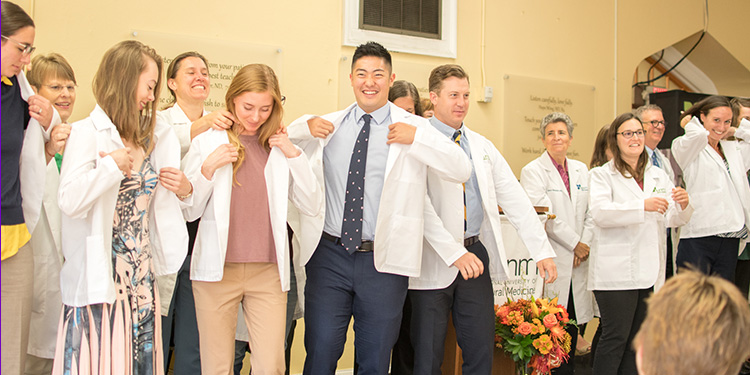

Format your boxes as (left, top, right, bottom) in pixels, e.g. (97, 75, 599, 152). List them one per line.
(14, 0, 749, 372)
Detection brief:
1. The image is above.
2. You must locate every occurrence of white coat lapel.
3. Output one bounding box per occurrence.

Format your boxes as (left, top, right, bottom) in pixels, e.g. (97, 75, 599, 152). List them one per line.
(643, 164, 660, 197)
(384, 102, 405, 178)
(539, 152, 571, 200)
(568, 160, 586, 209)
(610, 163, 643, 199)
(464, 128, 491, 212)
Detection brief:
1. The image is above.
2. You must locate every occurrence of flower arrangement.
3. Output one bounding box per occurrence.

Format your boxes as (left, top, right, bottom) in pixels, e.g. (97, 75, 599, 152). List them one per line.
(495, 295, 573, 375)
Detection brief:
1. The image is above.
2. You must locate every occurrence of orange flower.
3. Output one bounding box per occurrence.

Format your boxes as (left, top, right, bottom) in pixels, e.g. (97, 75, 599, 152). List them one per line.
(517, 322, 533, 335)
(533, 334, 553, 355)
(542, 313, 559, 328)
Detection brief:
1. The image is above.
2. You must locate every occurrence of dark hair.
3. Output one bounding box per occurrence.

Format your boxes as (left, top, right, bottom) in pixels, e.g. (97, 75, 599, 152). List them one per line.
(680, 95, 732, 123)
(164, 51, 209, 107)
(351, 41, 391, 72)
(590, 125, 610, 168)
(1, 1, 34, 37)
(607, 112, 648, 181)
(730, 97, 750, 128)
(429, 64, 469, 94)
(389, 80, 422, 116)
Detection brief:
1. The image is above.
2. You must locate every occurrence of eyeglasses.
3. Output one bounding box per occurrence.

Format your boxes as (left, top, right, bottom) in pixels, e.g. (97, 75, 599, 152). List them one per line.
(617, 129, 645, 139)
(644, 120, 666, 128)
(44, 84, 76, 93)
(1, 35, 36, 56)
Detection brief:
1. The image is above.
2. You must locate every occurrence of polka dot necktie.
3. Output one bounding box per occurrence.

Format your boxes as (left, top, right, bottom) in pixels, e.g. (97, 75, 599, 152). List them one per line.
(341, 114, 371, 254)
(651, 151, 661, 168)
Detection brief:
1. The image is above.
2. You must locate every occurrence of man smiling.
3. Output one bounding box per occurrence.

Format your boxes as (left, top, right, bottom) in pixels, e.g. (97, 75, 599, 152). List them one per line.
(287, 43, 471, 374)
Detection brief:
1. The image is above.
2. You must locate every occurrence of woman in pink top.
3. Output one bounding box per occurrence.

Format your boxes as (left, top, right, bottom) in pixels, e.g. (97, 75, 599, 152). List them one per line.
(182, 64, 322, 375)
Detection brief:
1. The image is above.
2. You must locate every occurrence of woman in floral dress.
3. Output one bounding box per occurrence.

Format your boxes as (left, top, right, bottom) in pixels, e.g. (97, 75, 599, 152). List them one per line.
(54, 40, 191, 375)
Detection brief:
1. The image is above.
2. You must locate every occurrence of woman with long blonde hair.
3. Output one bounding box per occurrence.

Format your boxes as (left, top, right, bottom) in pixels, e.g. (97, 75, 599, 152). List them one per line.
(182, 63, 322, 375)
(54, 40, 191, 374)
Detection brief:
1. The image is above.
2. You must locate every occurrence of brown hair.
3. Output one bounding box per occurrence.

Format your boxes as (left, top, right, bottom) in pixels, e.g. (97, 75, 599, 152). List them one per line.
(428, 64, 469, 94)
(680, 95, 732, 123)
(590, 124, 610, 168)
(607, 112, 648, 181)
(1, 1, 34, 37)
(633, 270, 750, 375)
(224, 64, 284, 182)
(421, 97, 434, 113)
(27, 53, 77, 88)
(389, 80, 422, 116)
(164, 51, 209, 108)
(92, 40, 163, 153)
(730, 97, 750, 128)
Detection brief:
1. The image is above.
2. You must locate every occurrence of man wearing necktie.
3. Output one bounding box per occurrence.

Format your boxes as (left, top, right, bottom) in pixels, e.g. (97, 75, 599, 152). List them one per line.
(636, 104, 678, 279)
(287, 43, 471, 375)
(407, 64, 558, 374)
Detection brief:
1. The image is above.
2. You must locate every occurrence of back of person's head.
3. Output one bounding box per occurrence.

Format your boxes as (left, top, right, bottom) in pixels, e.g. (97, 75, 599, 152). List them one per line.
(351, 41, 391, 73)
(389, 80, 422, 116)
(1, 1, 34, 37)
(633, 104, 662, 122)
(730, 97, 750, 128)
(590, 125, 610, 168)
(421, 97, 434, 112)
(27, 53, 77, 88)
(607, 112, 647, 180)
(93, 40, 162, 151)
(164, 51, 209, 107)
(428, 64, 469, 94)
(634, 270, 750, 375)
(681, 95, 732, 122)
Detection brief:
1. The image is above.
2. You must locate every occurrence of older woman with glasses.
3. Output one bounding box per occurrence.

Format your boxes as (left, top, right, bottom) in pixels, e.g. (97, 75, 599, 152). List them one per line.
(588, 112, 693, 375)
(520, 112, 595, 375)
(2, 3, 61, 373)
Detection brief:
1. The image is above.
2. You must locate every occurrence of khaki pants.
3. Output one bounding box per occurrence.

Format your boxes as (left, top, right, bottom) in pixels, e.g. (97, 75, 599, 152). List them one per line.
(2, 243, 34, 375)
(193, 263, 287, 375)
(24, 354, 53, 375)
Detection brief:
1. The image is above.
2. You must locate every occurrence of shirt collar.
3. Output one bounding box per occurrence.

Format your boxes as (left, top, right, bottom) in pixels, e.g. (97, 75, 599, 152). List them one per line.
(430, 116, 463, 138)
(353, 103, 390, 126)
(547, 152, 567, 171)
(645, 146, 656, 158)
(1, 76, 13, 86)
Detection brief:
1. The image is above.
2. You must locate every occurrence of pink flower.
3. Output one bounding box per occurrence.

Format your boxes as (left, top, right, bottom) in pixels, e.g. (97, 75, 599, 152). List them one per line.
(543, 313, 559, 328)
(517, 322, 533, 335)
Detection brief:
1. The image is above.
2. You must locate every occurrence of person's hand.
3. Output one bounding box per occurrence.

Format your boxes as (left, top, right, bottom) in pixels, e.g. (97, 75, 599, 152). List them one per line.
(387, 122, 416, 144)
(573, 256, 582, 268)
(100, 147, 133, 178)
(159, 167, 192, 197)
(537, 258, 557, 284)
(680, 114, 692, 128)
(28, 94, 54, 129)
(46, 122, 72, 155)
(201, 144, 238, 180)
(671, 187, 689, 210)
(644, 197, 668, 214)
(192, 110, 235, 135)
(269, 125, 301, 158)
(307, 117, 334, 139)
(573, 242, 590, 261)
(452, 252, 485, 280)
(723, 126, 737, 140)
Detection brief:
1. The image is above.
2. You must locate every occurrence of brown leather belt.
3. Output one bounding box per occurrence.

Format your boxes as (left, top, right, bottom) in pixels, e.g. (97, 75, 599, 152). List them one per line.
(322, 232, 374, 252)
(464, 235, 480, 247)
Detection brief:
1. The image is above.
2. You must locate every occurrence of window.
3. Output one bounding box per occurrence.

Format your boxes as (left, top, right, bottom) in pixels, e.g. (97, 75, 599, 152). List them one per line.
(344, 0, 457, 58)
(360, 0, 441, 40)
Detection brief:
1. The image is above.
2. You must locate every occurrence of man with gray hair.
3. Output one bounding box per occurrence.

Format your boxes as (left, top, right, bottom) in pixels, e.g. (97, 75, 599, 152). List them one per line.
(635, 104, 678, 279)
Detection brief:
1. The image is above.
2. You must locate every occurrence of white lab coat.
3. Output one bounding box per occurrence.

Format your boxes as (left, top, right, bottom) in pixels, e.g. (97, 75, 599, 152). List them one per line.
(58, 105, 189, 307)
(520, 152, 595, 324)
(287, 102, 472, 277)
(181, 128, 323, 291)
(154, 103, 207, 315)
(13, 71, 62, 358)
(588, 161, 693, 291)
(408, 126, 556, 290)
(671, 117, 750, 254)
(27, 160, 63, 359)
(18, 70, 61, 236)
